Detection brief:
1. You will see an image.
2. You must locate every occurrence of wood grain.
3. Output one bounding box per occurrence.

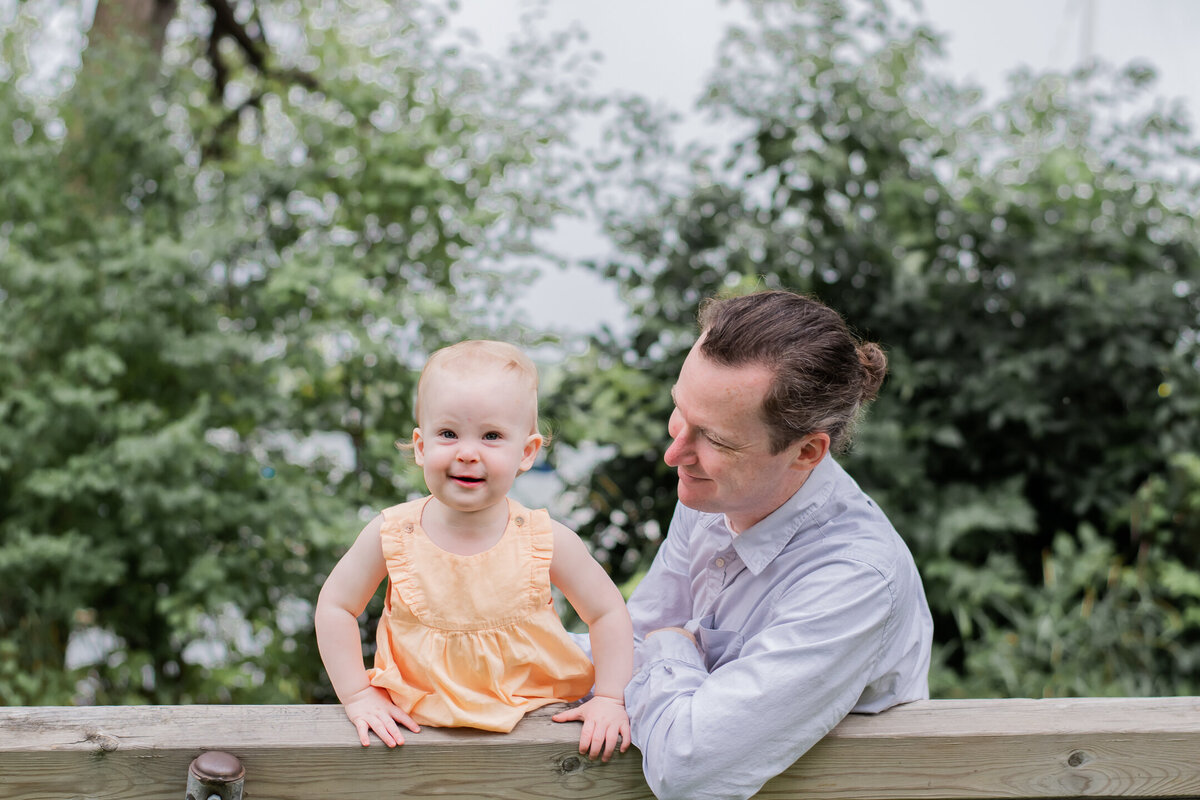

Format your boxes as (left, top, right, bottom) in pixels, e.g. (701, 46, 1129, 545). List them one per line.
(2, 698, 1197, 799)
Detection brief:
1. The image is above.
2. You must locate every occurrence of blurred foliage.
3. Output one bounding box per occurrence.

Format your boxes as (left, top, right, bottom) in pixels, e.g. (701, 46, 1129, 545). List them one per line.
(551, 0, 1200, 696)
(3, 0, 1199, 706)
(0, 0, 588, 704)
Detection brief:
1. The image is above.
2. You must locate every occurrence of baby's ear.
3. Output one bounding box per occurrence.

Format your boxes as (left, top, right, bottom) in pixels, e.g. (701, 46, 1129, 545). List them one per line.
(519, 432, 544, 472)
(412, 428, 426, 466)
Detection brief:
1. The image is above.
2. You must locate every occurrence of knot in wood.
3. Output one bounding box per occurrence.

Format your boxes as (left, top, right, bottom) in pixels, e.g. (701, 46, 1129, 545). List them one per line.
(558, 755, 585, 774)
(1067, 750, 1091, 767)
(85, 730, 119, 753)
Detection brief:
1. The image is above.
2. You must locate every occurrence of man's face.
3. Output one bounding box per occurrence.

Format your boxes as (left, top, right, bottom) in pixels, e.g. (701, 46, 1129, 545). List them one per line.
(664, 345, 811, 532)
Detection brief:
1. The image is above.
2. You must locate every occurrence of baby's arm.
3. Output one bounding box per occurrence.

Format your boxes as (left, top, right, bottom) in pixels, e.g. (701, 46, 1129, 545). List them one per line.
(314, 515, 420, 747)
(548, 520, 634, 761)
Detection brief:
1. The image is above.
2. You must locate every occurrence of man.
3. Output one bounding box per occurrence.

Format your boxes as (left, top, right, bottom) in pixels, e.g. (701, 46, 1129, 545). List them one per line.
(624, 290, 933, 800)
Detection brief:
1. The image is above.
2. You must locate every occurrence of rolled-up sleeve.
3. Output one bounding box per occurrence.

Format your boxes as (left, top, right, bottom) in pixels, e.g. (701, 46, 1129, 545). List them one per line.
(627, 503, 696, 649)
(626, 556, 894, 800)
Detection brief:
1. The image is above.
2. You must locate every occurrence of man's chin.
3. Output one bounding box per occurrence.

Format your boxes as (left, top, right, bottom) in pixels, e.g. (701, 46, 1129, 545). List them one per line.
(676, 477, 717, 511)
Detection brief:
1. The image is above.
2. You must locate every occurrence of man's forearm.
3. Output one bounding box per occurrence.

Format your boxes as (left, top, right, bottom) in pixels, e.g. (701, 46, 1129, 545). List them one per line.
(626, 575, 893, 800)
(627, 639, 868, 800)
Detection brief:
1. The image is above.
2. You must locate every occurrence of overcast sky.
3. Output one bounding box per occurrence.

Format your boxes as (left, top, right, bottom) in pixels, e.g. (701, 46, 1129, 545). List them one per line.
(449, 0, 1200, 335)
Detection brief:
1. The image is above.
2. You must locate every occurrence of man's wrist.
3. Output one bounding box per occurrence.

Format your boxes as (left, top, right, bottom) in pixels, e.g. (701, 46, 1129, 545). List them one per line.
(635, 625, 707, 675)
(646, 626, 699, 649)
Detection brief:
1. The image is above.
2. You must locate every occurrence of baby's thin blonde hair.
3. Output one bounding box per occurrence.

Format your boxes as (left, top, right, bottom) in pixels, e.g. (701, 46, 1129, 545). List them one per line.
(415, 340, 541, 434)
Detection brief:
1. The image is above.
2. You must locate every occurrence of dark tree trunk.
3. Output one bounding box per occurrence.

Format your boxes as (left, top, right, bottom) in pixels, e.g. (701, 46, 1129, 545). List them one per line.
(89, 0, 179, 58)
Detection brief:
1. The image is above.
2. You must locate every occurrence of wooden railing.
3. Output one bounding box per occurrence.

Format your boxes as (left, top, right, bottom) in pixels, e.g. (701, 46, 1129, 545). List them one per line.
(2, 697, 1198, 799)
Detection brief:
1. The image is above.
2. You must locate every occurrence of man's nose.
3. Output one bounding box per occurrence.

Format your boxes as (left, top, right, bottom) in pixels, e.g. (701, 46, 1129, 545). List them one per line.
(664, 428, 692, 467)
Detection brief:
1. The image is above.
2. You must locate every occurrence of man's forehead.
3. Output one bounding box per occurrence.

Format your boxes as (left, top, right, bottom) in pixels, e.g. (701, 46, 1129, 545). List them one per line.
(673, 372, 771, 438)
(678, 351, 773, 397)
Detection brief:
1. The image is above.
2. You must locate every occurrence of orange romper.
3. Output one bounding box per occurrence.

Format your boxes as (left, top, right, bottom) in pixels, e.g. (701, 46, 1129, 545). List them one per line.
(366, 496, 595, 732)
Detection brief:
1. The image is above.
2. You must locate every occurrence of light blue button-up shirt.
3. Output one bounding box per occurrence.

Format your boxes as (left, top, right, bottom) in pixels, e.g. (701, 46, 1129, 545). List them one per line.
(624, 455, 933, 800)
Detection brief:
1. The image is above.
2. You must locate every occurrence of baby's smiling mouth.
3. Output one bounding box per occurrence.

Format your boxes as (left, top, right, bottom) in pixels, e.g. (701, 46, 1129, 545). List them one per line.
(452, 475, 485, 484)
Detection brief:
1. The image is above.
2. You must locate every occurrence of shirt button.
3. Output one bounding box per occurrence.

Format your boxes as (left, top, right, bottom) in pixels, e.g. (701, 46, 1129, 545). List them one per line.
(403, 523, 414, 533)
(514, 516, 525, 526)
(714, 557, 726, 568)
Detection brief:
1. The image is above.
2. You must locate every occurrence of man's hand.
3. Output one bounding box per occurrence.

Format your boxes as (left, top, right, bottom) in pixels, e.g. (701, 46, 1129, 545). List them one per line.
(341, 685, 421, 747)
(552, 695, 631, 762)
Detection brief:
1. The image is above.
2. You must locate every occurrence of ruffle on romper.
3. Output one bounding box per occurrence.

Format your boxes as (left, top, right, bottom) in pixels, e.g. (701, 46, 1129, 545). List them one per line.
(366, 496, 594, 732)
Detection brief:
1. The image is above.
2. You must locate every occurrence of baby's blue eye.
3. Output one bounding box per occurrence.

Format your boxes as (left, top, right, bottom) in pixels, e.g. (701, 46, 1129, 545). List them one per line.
(483, 431, 501, 441)
(438, 430, 457, 439)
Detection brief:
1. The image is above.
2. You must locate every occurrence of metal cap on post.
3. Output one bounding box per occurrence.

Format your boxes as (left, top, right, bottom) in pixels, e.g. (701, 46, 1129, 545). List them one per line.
(186, 750, 245, 800)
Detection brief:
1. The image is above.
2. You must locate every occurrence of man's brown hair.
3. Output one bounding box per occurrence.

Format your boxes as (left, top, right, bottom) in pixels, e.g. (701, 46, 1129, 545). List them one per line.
(698, 290, 886, 454)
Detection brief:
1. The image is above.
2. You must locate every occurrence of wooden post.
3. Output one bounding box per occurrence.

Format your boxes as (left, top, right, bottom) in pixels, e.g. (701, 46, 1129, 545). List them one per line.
(1, 698, 1198, 799)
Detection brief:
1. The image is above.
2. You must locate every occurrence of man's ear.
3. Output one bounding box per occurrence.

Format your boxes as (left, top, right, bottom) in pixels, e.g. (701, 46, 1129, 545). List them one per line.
(519, 433, 544, 472)
(412, 428, 425, 466)
(789, 432, 830, 472)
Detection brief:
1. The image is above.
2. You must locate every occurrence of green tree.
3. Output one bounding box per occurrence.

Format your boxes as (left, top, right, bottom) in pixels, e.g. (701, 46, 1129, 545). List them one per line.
(551, 0, 1200, 695)
(0, 0, 587, 704)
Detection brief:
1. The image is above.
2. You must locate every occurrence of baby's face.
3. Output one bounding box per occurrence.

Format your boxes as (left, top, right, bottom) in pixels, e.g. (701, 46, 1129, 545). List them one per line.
(413, 366, 541, 515)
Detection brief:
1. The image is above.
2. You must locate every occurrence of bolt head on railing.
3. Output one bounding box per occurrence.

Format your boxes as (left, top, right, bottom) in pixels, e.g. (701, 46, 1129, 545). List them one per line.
(186, 750, 245, 800)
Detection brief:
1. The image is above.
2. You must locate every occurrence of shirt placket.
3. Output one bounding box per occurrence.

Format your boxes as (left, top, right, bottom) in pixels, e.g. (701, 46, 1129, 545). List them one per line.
(698, 543, 742, 621)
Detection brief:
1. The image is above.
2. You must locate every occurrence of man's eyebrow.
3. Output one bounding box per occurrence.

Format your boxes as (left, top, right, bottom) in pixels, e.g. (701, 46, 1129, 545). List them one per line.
(696, 422, 744, 451)
(705, 430, 744, 450)
(670, 385, 744, 450)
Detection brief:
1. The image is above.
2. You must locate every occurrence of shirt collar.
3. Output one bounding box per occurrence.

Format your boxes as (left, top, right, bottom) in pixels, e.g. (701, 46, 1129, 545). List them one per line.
(720, 455, 837, 575)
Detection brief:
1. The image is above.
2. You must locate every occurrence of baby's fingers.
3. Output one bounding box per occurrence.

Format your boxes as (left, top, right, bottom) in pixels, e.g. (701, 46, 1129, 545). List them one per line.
(593, 721, 628, 761)
(600, 724, 623, 761)
(376, 717, 406, 748)
(354, 718, 372, 747)
(578, 718, 599, 758)
(356, 714, 404, 748)
(390, 706, 422, 734)
(552, 706, 583, 723)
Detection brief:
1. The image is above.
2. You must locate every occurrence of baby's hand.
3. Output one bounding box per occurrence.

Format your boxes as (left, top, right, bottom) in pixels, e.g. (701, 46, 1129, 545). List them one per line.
(342, 685, 420, 747)
(551, 695, 631, 762)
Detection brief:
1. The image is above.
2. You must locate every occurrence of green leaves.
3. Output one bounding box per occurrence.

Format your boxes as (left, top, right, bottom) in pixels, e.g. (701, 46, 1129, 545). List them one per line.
(4, 0, 1196, 705)
(555, 0, 1200, 698)
(1, 0, 592, 704)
